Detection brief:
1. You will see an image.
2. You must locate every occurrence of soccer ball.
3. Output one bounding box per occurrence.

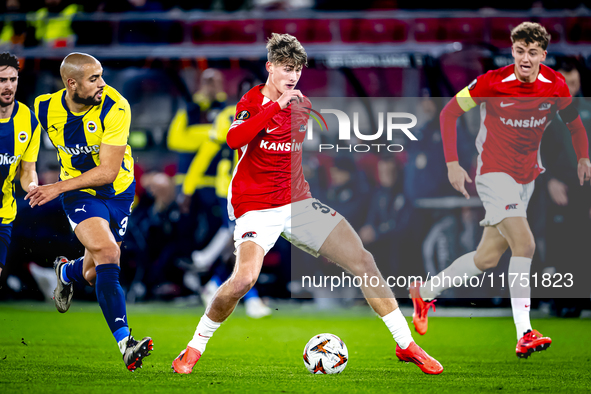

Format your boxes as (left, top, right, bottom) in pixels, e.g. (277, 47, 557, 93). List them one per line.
(303, 333, 348, 374)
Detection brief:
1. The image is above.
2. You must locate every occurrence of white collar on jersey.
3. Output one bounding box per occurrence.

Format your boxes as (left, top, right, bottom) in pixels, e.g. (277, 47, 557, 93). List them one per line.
(501, 73, 517, 83)
(262, 96, 271, 105)
(537, 73, 552, 83)
(501, 72, 552, 83)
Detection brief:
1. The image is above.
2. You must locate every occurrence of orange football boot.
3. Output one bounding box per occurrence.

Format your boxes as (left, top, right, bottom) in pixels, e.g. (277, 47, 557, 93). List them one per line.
(409, 281, 437, 335)
(172, 346, 202, 374)
(516, 329, 552, 359)
(396, 342, 443, 375)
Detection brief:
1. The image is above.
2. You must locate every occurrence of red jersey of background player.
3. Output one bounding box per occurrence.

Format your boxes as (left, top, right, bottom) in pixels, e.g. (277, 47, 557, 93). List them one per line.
(441, 63, 586, 184)
(226, 84, 312, 220)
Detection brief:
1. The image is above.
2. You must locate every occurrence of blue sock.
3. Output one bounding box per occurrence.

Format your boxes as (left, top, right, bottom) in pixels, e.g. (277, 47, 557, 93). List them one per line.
(63, 257, 85, 284)
(243, 286, 260, 301)
(95, 264, 130, 343)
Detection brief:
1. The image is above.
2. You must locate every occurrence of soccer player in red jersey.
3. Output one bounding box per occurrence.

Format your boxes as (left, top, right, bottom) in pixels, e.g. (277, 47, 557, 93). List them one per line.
(172, 33, 443, 375)
(410, 22, 591, 358)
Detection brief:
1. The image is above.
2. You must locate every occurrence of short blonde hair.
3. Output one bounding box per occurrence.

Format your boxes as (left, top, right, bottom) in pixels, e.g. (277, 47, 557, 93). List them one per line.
(266, 33, 308, 68)
(511, 22, 551, 50)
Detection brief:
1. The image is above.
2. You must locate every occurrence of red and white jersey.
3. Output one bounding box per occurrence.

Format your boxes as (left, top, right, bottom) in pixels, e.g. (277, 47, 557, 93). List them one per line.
(226, 84, 312, 220)
(457, 64, 571, 184)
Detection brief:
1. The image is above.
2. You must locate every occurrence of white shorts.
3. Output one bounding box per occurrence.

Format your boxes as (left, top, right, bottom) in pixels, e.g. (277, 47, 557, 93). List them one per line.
(233, 198, 344, 257)
(475, 172, 535, 227)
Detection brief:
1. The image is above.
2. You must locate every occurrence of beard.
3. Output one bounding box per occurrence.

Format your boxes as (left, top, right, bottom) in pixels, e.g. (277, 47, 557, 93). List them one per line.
(0, 94, 14, 108)
(73, 91, 101, 106)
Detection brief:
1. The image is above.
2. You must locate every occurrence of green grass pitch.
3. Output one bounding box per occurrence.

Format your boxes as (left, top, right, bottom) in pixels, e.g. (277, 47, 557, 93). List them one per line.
(1, 302, 590, 393)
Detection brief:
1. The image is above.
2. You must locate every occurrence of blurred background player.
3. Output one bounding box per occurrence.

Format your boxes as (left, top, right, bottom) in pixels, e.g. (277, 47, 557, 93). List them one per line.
(172, 33, 443, 376)
(167, 67, 230, 300)
(541, 58, 591, 316)
(410, 22, 591, 358)
(168, 68, 226, 199)
(0, 52, 40, 279)
(182, 77, 272, 319)
(28, 52, 153, 371)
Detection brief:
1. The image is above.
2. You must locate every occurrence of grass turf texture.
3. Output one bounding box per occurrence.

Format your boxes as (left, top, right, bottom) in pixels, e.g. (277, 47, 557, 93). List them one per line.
(1, 302, 590, 393)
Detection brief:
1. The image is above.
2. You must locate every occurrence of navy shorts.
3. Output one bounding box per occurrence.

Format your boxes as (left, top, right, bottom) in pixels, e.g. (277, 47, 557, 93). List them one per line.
(0, 223, 12, 268)
(61, 181, 135, 243)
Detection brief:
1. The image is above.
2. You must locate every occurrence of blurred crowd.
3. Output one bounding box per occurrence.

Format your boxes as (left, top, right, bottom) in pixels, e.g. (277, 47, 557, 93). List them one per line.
(1, 0, 589, 14)
(1, 1, 589, 54)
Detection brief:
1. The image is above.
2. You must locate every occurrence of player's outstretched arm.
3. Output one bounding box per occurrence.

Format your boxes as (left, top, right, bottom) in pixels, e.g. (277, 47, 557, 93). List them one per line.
(25, 143, 126, 207)
(19, 160, 38, 193)
(446, 161, 472, 199)
(20, 116, 41, 193)
(440, 97, 472, 199)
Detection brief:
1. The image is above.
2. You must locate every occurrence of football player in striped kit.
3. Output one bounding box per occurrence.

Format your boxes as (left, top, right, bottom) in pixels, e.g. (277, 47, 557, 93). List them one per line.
(0, 52, 40, 279)
(28, 53, 152, 371)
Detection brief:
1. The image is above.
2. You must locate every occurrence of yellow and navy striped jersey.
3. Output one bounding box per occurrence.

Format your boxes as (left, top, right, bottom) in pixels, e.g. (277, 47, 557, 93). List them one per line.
(182, 105, 238, 198)
(0, 101, 41, 224)
(34, 85, 134, 199)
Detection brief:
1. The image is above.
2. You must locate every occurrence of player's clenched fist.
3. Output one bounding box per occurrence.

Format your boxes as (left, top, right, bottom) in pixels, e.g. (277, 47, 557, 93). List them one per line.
(277, 89, 303, 109)
(446, 161, 472, 199)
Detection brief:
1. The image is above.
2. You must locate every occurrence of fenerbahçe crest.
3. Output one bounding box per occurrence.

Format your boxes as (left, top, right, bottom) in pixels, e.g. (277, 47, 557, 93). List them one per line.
(86, 120, 97, 133)
(18, 131, 28, 143)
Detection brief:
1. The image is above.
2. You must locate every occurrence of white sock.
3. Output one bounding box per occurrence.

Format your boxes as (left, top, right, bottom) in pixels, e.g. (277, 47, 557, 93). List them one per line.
(118, 337, 128, 355)
(187, 314, 222, 354)
(421, 251, 483, 300)
(509, 256, 532, 340)
(382, 308, 413, 349)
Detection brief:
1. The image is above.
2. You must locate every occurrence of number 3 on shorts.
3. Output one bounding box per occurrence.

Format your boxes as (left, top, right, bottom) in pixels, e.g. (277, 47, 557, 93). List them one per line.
(119, 217, 129, 237)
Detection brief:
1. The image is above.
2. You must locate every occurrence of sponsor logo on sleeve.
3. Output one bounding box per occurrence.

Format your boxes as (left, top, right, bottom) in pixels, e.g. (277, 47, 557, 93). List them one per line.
(242, 231, 257, 239)
(236, 110, 250, 120)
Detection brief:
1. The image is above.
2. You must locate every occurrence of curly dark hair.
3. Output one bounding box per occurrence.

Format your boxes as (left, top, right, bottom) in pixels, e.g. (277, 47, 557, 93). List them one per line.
(0, 52, 20, 71)
(511, 22, 551, 50)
